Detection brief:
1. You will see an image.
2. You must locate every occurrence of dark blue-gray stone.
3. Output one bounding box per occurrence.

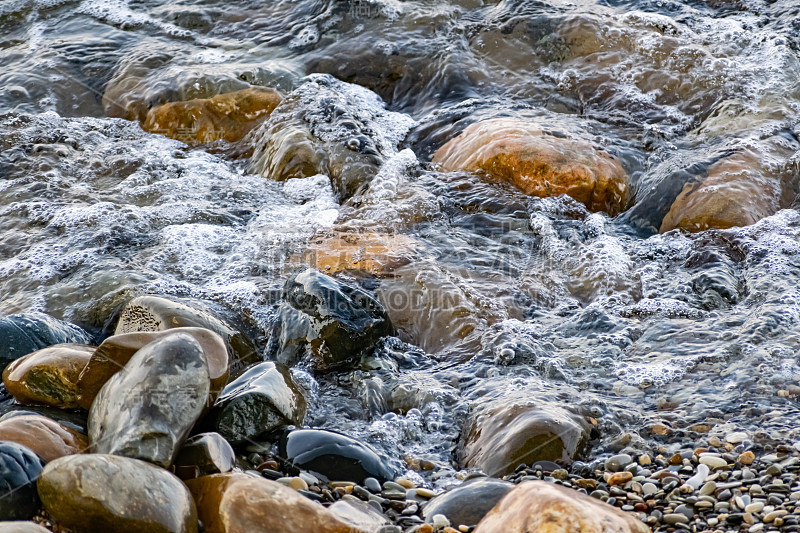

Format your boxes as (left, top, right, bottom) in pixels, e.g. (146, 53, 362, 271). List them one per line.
(0, 313, 92, 373)
(0, 440, 45, 520)
(422, 477, 514, 527)
(278, 428, 396, 484)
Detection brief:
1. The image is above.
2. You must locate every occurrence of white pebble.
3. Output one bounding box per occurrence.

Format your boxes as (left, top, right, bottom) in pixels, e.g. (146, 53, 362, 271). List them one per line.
(699, 455, 728, 469)
(431, 514, 450, 530)
(726, 431, 748, 444)
(685, 464, 709, 490)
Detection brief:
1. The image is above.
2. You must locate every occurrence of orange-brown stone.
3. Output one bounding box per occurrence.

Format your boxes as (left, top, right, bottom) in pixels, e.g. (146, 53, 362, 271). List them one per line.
(473, 481, 650, 533)
(0, 414, 87, 462)
(76, 328, 228, 411)
(142, 87, 281, 146)
(185, 473, 369, 533)
(660, 138, 796, 232)
(433, 118, 629, 215)
(3, 344, 94, 409)
(305, 230, 416, 276)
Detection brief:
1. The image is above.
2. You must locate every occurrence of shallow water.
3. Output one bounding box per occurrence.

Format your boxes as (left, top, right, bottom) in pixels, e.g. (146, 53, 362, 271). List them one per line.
(1, 0, 800, 486)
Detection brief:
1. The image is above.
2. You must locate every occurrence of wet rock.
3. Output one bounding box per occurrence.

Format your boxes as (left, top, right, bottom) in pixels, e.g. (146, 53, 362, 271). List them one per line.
(0, 313, 92, 373)
(473, 480, 650, 532)
(459, 400, 591, 477)
(422, 478, 514, 528)
(660, 137, 797, 232)
(3, 344, 94, 409)
(142, 87, 282, 147)
(0, 414, 87, 462)
(269, 269, 394, 371)
(248, 74, 415, 199)
(0, 523, 51, 533)
(328, 500, 390, 531)
(174, 433, 235, 480)
(76, 327, 229, 411)
(0, 442, 44, 521)
(114, 295, 258, 378)
(432, 118, 629, 215)
(278, 428, 397, 484)
(305, 230, 416, 276)
(185, 472, 366, 533)
(88, 333, 210, 468)
(202, 362, 306, 445)
(38, 454, 198, 533)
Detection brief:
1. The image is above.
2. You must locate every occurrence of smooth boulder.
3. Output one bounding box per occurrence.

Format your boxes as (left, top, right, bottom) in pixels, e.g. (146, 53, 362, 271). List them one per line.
(278, 429, 396, 484)
(76, 327, 229, 410)
(114, 295, 258, 378)
(269, 269, 394, 371)
(660, 138, 796, 232)
(38, 454, 198, 533)
(0, 313, 92, 373)
(459, 400, 591, 477)
(142, 87, 282, 146)
(174, 433, 236, 480)
(473, 480, 650, 533)
(0, 442, 43, 521)
(185, 473, 368, 533)
(433, 118, 629, 215)
(423, 478, 514, 528)
(0, 414, 87, 462)
(3, 344, 94, 409)
(89, 333, 210, 468)
(202, 362, 306, 445)
(248, 74, 415, 199)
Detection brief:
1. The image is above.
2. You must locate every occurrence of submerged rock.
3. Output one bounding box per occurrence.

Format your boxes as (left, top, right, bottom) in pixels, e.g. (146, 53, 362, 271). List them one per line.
(459, 400, 591, 477)
(248, 74, 415, 199)
(278, 428, 396, 483)
(173, 433, 236, 480)
(422, 478, 514, 528)
(305, 230, 416, 276)
(3, 344, 94, 409)
(0, 414, 87, 462)
(76, 327, 229, 411)
(88, 333, 210, 468)
(114, 295, 257, 377)
(0, 313, 92, 374)
(185, 473, 366, 533)
(38, 454, 198, 533)
(0, 442, 44, 521)
(142, 87, 282, 146)
(473, 480, 649, 533)
(660, 137, 798, 232)
(432, 118, 629, 215)
(269, 269, 394, 371)
(202, 362, 306, 445)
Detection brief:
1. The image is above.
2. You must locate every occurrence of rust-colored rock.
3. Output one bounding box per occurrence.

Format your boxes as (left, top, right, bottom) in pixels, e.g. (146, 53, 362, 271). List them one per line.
(660, 138, 797, 232)
(3, 344, 94, 409)
(185, 473, 369, 533)
(608, 471, 633, 486)
(473, 480, 650, 533)
(76, 328, 228, 411)
(305, 230, 416, 275)
(459, 400, 591, 477)
(0, 414, 87, 462)
(433, 118, 629, 215)
(142, 87, 281, 146)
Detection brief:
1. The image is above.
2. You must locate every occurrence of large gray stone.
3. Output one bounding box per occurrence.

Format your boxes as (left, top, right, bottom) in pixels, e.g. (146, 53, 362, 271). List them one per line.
(88, 333, 210, 468)
(423, 478, 514, 528)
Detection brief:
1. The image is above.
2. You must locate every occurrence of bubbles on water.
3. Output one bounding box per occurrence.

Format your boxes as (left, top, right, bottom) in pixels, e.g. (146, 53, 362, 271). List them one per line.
(289, 25, 319, 49)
